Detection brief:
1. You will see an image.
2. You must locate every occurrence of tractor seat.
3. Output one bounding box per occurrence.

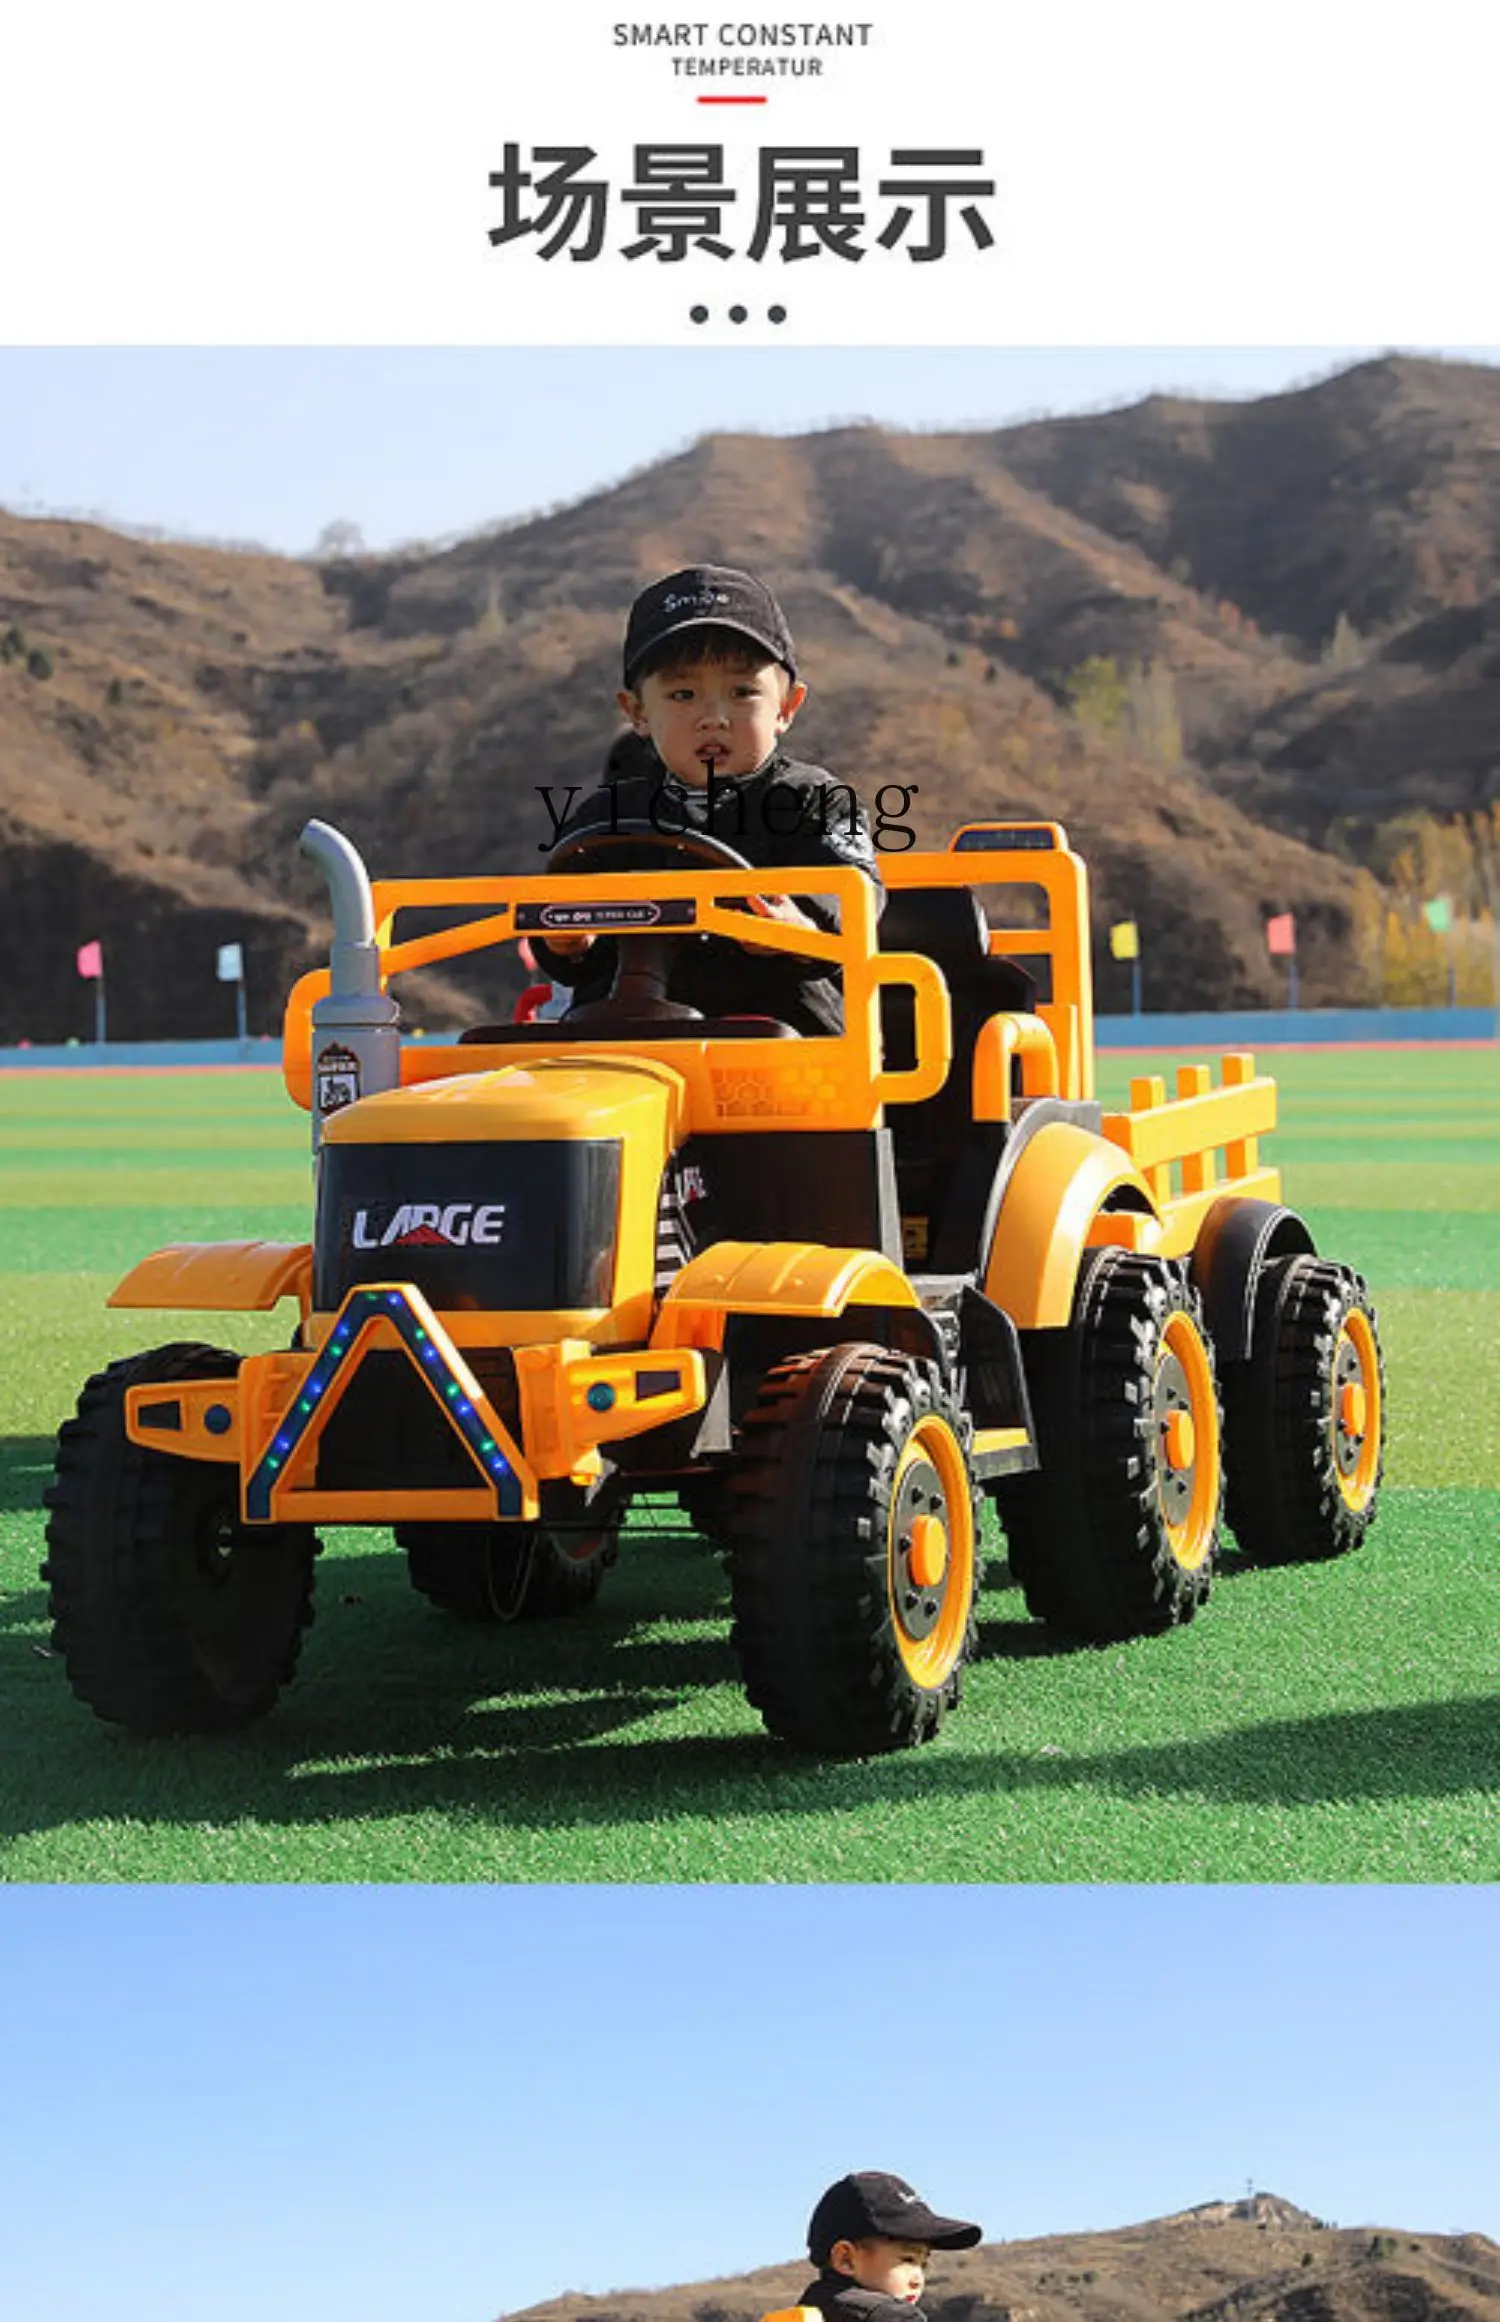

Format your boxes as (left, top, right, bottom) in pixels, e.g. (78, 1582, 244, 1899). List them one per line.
(877, 886, 1037, 1263)
(878, 885, 1036, 1085)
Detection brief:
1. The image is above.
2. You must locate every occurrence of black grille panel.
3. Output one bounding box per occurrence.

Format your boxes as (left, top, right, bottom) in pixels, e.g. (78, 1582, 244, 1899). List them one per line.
(314, 1349, 521, 1492)
(315, 1139, 620, 1311)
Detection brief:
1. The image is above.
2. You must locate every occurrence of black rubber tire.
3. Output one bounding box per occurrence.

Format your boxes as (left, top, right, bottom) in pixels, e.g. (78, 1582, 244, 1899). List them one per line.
(397, 1517, 616, 1622)
(1222, 1255, 1385, 1563)
(725, 1344, 981, 1755)
(42, 1343, 318, 1734)
(677, 1471, 733, 1545)
(997, 1248, 1222, 1640)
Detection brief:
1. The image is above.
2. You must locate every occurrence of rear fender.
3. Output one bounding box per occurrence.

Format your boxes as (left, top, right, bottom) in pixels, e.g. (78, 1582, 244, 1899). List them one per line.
(984, 1122, 1158, 1329)
(652, 1239, 926, 1353)
(1188, 1195, 1317, 1363)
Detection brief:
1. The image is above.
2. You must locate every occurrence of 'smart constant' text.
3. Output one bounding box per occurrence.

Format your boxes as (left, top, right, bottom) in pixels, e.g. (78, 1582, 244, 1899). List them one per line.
(614, 21, 875, 44)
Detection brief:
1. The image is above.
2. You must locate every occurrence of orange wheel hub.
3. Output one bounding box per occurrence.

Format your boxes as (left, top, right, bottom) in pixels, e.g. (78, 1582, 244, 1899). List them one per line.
(1151, 1308, 1220, 1572)
(1163, 1406, 1197, 1471)
(908, 1511, 948, 1589)
(1333, 1309, 1382, 1510)
(886, 1413, 976, 1690)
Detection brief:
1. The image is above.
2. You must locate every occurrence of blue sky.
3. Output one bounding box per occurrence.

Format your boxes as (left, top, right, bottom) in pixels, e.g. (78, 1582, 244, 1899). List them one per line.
(1, 1885, 1494, 2322)
(3, 346, 1495, 558)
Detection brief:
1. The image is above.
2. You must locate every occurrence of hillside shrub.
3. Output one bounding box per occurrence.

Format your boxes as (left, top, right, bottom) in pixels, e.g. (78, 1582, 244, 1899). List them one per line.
(1060, 655, 1127, 730)
(1126, 658, 1183, 765)
(1061, 654, 1183, 764)
(26, 647, 52, 680)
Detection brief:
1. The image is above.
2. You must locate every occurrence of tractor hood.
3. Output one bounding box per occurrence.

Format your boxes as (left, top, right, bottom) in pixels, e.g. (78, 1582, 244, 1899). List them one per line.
(321, 1054, 688, 1146)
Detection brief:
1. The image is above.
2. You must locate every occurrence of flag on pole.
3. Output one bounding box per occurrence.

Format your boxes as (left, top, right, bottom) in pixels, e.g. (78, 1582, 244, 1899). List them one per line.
(1422, 896, 1452, 933)
(76, 940, 103, 978)
(1109, 920, 1139, 961)
(217, 941, 245, 981)
(1265, 912, 1296, 957)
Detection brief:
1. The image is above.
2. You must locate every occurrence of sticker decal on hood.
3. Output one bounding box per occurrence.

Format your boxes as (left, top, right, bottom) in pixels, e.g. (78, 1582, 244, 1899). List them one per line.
(350, 1202, 506, 1250)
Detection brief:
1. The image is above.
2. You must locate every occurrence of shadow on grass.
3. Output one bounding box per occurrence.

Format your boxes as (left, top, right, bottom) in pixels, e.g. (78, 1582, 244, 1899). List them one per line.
(0, 1437, 54, 1517)
(2, 1509, 1496, 1851)
(0, 1519, 1089, 1845)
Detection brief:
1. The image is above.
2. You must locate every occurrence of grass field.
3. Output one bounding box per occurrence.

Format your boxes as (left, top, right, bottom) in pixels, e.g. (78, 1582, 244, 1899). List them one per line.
(1, 1050, 1496, 1883)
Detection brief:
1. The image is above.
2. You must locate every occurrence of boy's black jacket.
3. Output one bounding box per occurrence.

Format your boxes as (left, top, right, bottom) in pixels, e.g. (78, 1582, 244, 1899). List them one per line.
(797, 2276, 927, 2322)
(533, 737, 883, 1037)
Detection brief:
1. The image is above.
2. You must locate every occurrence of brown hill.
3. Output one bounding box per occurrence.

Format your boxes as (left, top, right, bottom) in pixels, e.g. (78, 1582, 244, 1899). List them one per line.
(501, 2198, 1500, 2322)
(994, 355, 1500, 650)
(3, 352, 1497, 1041)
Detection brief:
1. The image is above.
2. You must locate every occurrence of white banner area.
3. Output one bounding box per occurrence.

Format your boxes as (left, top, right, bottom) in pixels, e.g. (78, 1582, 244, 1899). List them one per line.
(3, 0, 1494, 345)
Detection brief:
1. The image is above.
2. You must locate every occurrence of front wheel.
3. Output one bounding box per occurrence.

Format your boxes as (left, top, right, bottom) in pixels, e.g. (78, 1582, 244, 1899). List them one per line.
(726, 1345, 980, 1755)
(42, 1344, 318, 1733)
(997, 1248, 1222, 1639)
(1222, 1256, 1385, 1563)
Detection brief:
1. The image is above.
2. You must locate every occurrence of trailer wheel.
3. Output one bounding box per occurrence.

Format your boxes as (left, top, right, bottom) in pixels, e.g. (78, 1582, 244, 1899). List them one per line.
(1222, 1256, 1384, 1562)
(42, 1344, 317, 1733)
(998, 1248, 1222, 1638)
(726, 1344, 980, 1755)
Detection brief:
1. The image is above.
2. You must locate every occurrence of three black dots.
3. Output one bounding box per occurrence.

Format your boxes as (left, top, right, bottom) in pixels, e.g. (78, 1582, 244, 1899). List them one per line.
(690, 304, 787, 324)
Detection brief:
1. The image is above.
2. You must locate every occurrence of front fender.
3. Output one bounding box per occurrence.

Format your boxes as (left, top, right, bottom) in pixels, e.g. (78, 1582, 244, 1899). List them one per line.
(109, 1241, 313, 1316)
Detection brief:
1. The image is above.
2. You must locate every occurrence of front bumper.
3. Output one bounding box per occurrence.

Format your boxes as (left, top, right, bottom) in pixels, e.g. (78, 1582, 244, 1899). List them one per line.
(122, 1280, 707, 1526)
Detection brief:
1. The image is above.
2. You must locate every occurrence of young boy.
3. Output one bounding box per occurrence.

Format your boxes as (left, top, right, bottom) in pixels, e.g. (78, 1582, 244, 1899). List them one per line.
(533, 564, 882, 1035)
(798, 2172, 984, 2322)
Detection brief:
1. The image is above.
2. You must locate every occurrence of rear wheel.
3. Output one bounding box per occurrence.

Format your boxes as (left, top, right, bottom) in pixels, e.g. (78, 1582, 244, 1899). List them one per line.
(1222, 1256, 1384, 1562)
(42, 1343, 317, 1733)
(726, 1344, 980, 1755)
(997, 1248, 1222, 1639)
(398, 1508, 618, 1623)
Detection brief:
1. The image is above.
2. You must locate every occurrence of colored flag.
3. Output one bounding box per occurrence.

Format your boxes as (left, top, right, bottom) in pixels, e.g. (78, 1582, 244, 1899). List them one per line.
(217, 941, 245, 981)
(1265, 912, 1296, 956)
(1109, 919, 1139, 961)
(76, 940, 103, 978)
(1422, 896, 1452, 934)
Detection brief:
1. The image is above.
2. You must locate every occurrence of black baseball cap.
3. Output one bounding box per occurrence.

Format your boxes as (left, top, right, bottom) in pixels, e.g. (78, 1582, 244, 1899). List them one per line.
(808, 2173, 983, 2266)
(622, 564, 797, 688)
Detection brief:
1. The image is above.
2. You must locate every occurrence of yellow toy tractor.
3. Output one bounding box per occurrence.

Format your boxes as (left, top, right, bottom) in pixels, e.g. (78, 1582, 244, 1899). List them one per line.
(42, 815, 1385, 1755)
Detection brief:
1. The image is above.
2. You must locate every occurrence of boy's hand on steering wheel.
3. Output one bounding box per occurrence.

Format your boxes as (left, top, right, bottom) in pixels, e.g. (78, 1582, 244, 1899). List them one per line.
(740, 893, 813, 954)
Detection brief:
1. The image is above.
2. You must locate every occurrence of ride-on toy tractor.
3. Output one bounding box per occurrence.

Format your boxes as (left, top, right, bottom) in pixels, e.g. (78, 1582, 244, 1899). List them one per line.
(43, 814, 1385, 1755)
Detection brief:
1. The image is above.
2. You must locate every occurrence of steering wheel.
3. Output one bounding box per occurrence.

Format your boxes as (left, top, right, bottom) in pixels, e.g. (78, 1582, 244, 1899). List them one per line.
(543, 819, 758, 1025)
(545, 821, 755, 879)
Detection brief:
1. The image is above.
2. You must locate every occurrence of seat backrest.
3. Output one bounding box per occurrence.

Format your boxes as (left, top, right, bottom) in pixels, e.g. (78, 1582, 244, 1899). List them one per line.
(879, 884, 1036, 1085)
(878, 883, 991, 978)
(877, 885, 1038, 1264)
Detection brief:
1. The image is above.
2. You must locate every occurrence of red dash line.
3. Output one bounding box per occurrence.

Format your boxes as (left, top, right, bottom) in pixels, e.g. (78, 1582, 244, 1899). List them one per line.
(697, 95, 767, 103)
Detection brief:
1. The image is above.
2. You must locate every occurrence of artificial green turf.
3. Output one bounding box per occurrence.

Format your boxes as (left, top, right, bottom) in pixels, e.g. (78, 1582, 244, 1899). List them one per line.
(1, 1053, 1496, 1883)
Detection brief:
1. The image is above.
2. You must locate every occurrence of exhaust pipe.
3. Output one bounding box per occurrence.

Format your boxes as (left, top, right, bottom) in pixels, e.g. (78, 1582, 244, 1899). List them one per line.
(299, 819, 402, 1145)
